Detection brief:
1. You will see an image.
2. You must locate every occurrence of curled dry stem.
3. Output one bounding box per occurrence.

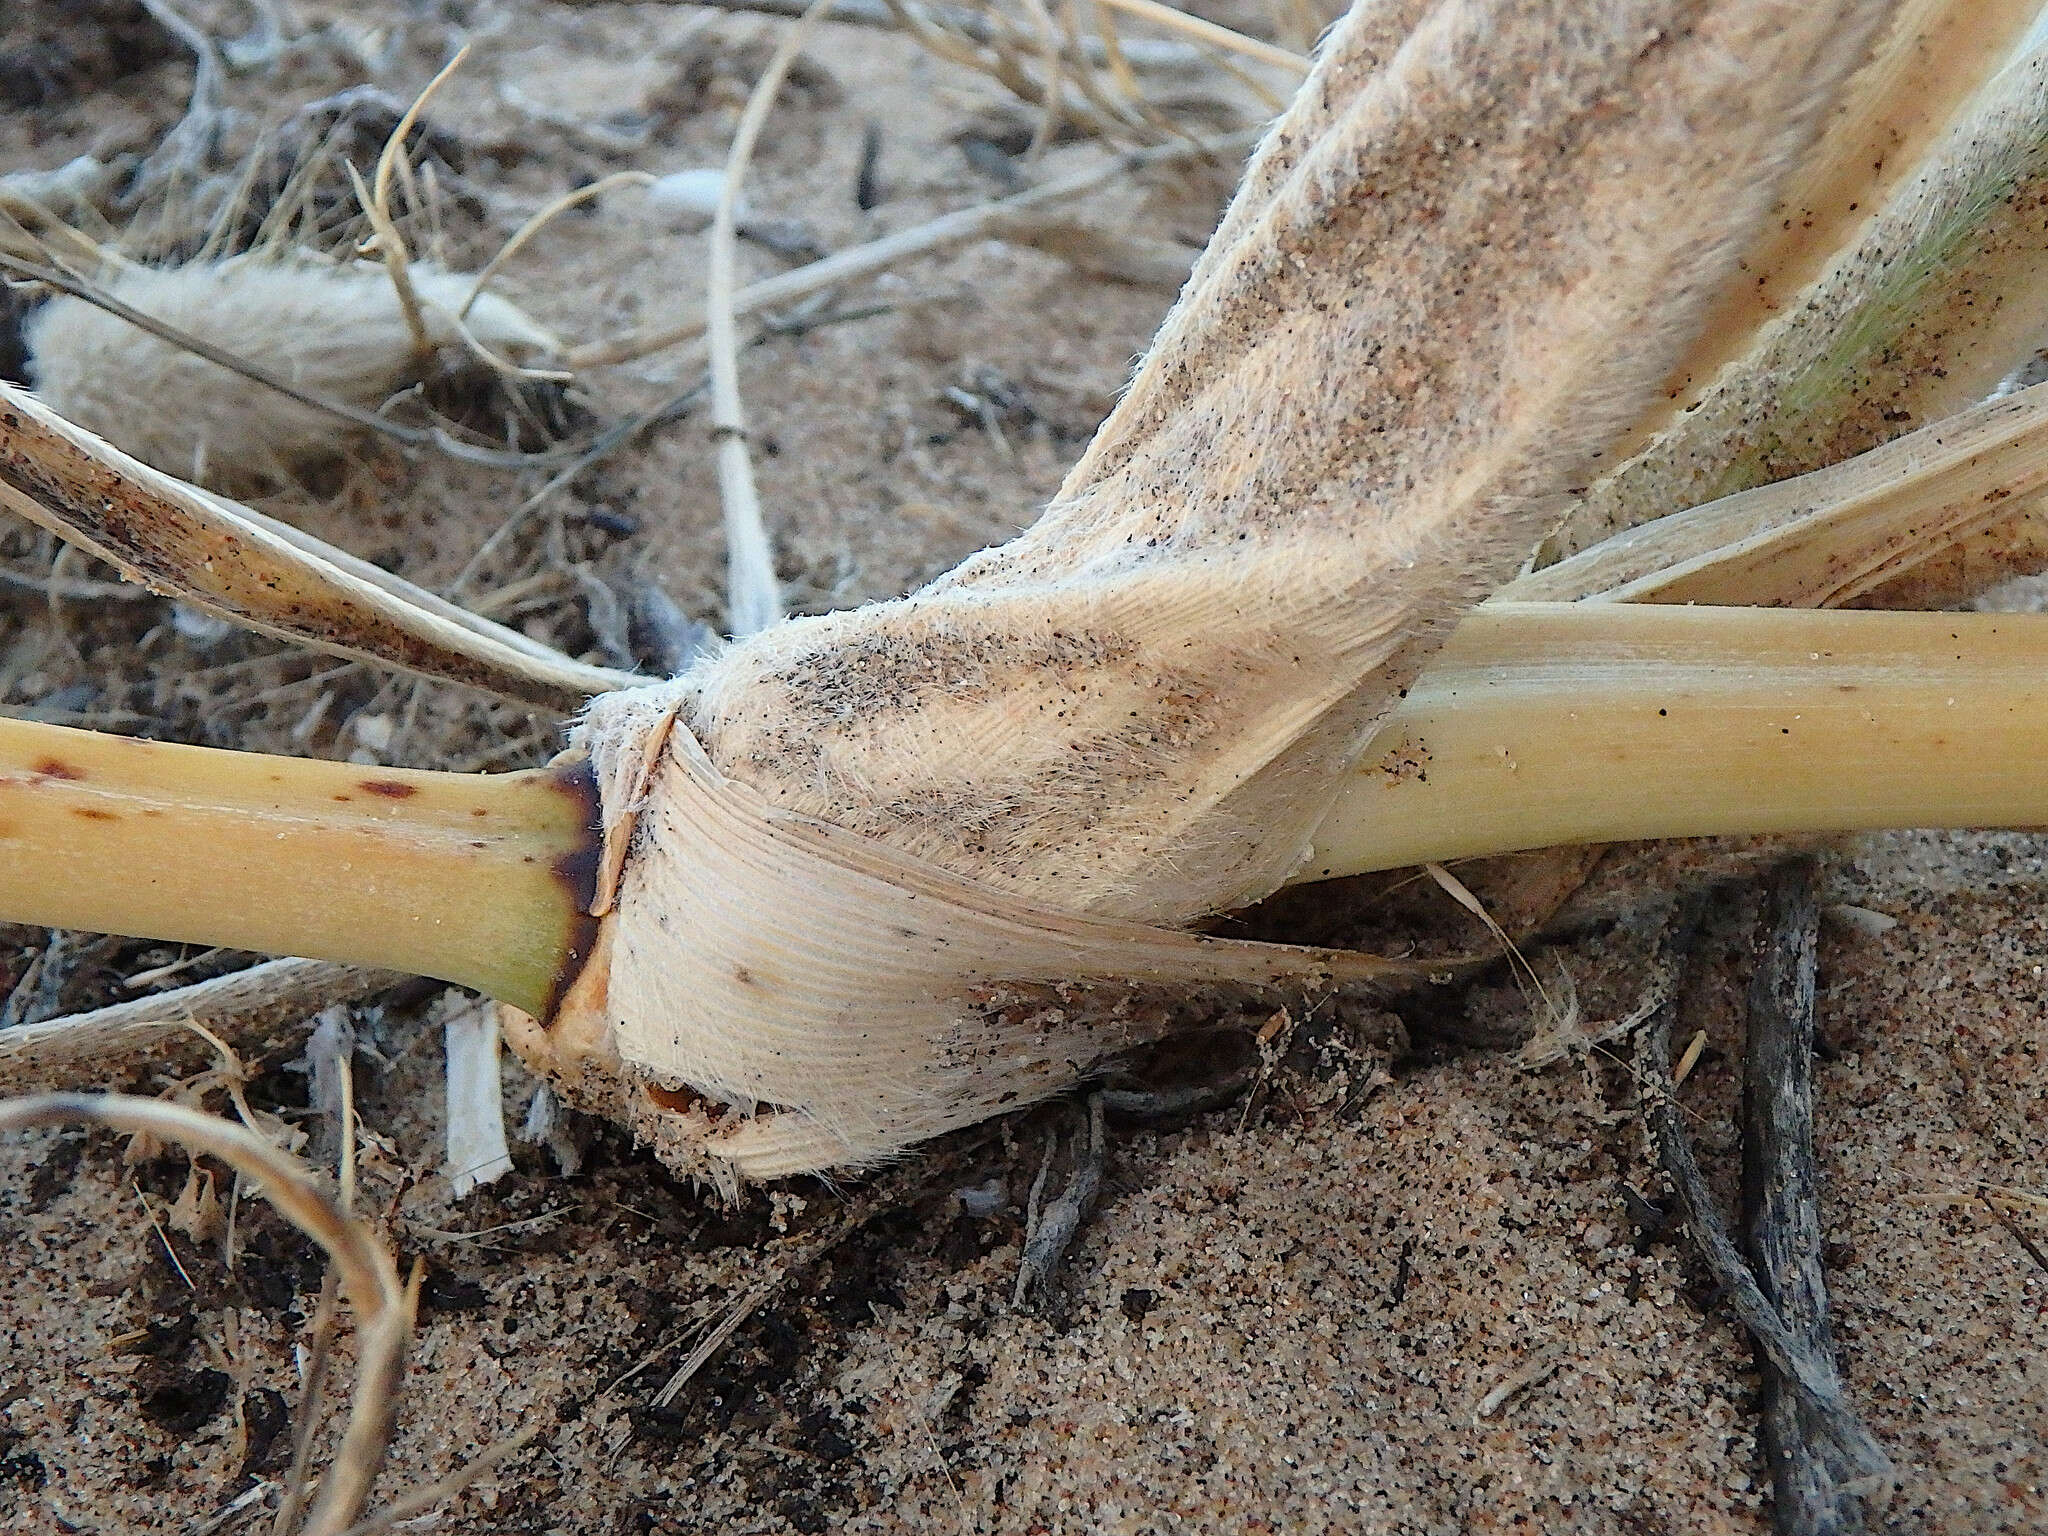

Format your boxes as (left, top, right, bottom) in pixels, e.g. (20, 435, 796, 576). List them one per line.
(359, 47, 470, 361)
(0, 1093, 411, 1536)
(461, 171, 655, 320)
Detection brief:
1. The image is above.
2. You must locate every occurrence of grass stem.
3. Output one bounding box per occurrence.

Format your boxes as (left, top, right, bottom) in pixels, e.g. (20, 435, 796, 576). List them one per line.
(0, 717, 597, 1016)
(12, 602, 2048, 1015)
(1313, 603, 2048, 877)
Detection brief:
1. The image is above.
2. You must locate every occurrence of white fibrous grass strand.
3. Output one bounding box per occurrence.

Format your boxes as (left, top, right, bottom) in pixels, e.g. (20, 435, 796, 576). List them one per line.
(705, 0, 838, 635)
(643, 167, 735, 228)
(1088, 0, 1309, 74)
(461, 171, 656, 318)
(442, 995, 515, 1197)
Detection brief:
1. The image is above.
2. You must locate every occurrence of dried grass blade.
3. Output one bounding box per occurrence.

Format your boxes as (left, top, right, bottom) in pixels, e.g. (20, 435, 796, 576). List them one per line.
(594, 0, 1206, 67)
(1553, 36, 2048, 560)
(0, 383, 642, 710)
(1505, 380, 2048, 606)
(329, 1422, 543, 1536)
(1089, 0, 1308, 74)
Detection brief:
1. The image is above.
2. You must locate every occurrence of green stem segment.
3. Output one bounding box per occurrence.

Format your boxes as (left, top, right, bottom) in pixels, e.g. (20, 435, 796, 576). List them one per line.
(0, 719, 598, 1017)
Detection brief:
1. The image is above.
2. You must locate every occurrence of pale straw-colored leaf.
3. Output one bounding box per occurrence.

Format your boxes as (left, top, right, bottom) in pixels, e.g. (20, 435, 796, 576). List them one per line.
(1505, 380, 2048, 607)
(0, 382, 642, 710)
(1551, 28, 2048, 561)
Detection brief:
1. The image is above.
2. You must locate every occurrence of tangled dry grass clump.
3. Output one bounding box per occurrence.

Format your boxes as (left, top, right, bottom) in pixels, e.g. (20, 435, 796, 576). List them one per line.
(4, 0, 2048, 1531)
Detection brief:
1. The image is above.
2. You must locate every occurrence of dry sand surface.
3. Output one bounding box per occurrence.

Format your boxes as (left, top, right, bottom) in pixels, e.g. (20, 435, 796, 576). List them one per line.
(1, 2, 2045, 1532)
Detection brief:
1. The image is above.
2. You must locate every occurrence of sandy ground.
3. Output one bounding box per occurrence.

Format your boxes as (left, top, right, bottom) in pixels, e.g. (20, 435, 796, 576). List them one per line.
(1, 3, 2045, 1533)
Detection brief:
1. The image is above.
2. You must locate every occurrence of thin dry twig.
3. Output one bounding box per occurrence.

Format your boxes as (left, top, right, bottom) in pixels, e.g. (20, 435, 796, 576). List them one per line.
(704, 0, 841, 634)
(0, 959, 403, 1095)
(1637, 898, 1892, 1498)
(330, 1421, 544, 1536)
(0, 1095, 411, 1536)
(359, 49, 471, 362)
(1743, 858, 1879, 1534)
(272, 1272, 342, 1536)
(567, 129, 1259, 369)
(1013, 1092, 1107, 1306)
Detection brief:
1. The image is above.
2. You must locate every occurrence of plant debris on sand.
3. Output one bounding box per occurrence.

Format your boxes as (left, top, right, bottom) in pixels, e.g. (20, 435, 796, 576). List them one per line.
(1, 2, 2045, 1533)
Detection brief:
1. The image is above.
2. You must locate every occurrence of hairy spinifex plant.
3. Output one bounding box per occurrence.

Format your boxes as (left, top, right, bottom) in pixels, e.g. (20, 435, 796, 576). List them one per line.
(10, 0, 2048, 1204)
